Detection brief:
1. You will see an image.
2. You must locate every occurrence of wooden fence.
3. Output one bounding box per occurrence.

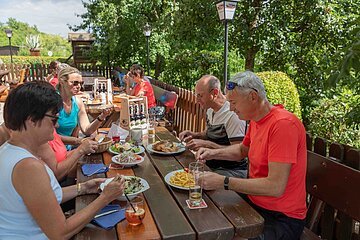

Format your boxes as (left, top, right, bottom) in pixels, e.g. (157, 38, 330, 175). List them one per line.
(0, 63, 114, 83)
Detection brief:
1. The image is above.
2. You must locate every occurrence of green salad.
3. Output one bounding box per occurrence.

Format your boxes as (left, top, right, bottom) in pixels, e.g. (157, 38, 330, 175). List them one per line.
(124, 177, 144, 194)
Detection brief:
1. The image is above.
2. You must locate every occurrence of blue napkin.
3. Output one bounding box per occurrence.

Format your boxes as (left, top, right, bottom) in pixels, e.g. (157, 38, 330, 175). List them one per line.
(81, 164, 109, 176)
(91, 205, 125, 229)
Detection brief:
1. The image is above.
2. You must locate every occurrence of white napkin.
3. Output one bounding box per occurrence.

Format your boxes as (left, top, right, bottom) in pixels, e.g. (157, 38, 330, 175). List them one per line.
(107, 123, 129, 140)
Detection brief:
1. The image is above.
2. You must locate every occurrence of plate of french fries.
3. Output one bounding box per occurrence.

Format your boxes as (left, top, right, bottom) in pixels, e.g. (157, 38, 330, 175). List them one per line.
(164, 169, 195, 190)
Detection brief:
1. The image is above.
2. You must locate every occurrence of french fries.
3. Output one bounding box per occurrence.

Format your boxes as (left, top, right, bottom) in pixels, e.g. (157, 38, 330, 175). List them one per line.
(169, 171, 195, 188)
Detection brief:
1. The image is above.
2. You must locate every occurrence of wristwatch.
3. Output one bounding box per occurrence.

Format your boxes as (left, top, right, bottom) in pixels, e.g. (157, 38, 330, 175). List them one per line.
(224, 176, 230, 190)
(97, 116, 105, 122)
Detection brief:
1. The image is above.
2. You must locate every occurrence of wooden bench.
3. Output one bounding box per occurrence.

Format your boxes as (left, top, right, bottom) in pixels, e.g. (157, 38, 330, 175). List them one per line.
(301, 151, 360, 240)
(151, 84, 178, 131)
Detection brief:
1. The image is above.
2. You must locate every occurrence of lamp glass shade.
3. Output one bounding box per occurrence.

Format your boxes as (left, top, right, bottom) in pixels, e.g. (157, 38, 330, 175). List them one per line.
(216, 1, 237, 21)
(5, 29, 12, 38)
(143, 23, 151, 37)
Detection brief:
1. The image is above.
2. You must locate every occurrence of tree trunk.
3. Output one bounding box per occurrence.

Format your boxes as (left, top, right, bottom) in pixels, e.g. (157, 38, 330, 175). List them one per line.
(244, 0, 262, 71)
(154, 53, 163, 79)
(245, 46, 259, 71)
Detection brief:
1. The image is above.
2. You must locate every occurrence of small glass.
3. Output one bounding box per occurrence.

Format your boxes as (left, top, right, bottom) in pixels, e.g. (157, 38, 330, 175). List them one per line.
(125, 196, 146, 226)
(188, 162, 204, 206)
(148, 118, 156, 139)
(112, 135, 120, 143)
(130, 127, 143, 145)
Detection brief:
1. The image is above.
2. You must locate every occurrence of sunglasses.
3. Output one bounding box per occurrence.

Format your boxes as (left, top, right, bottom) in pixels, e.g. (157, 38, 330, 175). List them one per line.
(226, 81, 258, 92)
(69, 80, 84, 86)
(44, 114, 59, 125)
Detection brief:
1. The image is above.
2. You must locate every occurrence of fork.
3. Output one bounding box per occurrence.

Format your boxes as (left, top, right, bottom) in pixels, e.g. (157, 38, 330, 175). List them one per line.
(87, 166, 107, 176)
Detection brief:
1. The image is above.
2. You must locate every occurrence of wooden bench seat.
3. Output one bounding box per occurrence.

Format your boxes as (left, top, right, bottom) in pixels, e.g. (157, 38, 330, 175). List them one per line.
(302, 151, 360, 240)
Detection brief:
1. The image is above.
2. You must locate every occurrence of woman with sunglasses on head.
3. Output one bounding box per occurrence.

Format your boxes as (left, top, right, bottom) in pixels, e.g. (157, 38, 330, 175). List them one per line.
(56, 67, 112, 141)
(124, 64, 156, 109)
(0, 81, 125, 239)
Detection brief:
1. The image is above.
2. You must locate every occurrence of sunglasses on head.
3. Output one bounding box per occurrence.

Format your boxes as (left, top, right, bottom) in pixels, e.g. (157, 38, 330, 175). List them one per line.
(226, 81, 258, 92)
(44, 114, 59, 126)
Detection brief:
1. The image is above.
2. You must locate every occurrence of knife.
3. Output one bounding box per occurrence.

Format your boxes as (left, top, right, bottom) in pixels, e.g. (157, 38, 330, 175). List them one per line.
(94, 209, 119, 219)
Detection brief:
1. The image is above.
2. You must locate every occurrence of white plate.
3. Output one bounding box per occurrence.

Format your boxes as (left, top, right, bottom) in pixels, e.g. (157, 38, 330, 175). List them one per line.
(100, 176, 150, 201)
(108, 145, 145, 155)
(147, 143, 186, 155)
(111, 153, 144, 167)
(164, 169, 191, 190)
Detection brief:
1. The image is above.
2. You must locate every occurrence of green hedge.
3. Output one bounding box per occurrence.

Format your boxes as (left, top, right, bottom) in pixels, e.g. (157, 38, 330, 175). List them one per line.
(308, 88, 360, 148)
(257, 71, 302, 119)
(0, 56, 71, 65)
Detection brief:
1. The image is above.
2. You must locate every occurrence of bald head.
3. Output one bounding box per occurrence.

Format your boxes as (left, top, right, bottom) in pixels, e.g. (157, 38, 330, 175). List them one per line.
(196, 75, 221, 91)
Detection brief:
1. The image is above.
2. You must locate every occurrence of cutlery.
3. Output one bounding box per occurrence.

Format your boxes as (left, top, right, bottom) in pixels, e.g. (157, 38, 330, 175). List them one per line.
(97, 136, 105, 143)
(87, 166, 107, 176)
(94, 209, 119, 219)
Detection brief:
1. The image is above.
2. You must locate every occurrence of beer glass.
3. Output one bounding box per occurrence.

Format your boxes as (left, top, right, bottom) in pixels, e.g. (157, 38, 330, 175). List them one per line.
(188, 162, 204, 206)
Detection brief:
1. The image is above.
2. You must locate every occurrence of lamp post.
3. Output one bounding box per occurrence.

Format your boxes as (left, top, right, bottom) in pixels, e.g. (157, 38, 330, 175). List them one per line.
(216, 0, 238, 84)
(143, 23, 151, 76)
(5, 29, 13, 64)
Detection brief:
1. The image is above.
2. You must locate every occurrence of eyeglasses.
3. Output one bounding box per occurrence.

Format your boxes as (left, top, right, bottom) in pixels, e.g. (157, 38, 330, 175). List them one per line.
(44, 114, 59, 125)
(226, 81, 258, 92)
(68, 80, 84, 86)
(195, 88, 215, 98)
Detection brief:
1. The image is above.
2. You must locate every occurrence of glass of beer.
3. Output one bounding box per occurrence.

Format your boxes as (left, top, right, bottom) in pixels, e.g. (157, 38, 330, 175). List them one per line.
(148, 117, 156, 139)
(125, 196, 146, 226)
(188, 162, 204, 206)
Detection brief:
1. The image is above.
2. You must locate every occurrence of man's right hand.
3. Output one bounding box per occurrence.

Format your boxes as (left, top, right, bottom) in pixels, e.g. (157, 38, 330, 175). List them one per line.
(196, 147, 217, 163)
(102, 175, 125, 202)
(179, 130, 194, 142)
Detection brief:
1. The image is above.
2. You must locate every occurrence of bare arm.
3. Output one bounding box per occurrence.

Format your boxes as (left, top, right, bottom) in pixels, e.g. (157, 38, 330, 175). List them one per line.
(38, 143, 83, 180)
(76, 97, 106, 136)
(13, 158, 124, 239)
(59, 135, 82, 146)
(201, 162, 292, 197)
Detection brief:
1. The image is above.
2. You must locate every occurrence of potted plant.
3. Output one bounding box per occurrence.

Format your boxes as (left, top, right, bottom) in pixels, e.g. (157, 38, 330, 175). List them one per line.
(26, 35, 41, 56)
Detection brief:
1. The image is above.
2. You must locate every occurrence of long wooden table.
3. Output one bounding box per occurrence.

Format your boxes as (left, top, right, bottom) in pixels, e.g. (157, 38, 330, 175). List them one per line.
(74, 127, 264, 239)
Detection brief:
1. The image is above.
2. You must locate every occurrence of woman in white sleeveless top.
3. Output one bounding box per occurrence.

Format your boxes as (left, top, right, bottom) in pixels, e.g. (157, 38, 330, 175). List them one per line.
(0, 82, 125, 239)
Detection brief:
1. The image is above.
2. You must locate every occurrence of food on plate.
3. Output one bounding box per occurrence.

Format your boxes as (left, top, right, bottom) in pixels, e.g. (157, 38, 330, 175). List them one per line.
(124, 176, 144, 194)
(110, 142, 140, 153)
(86, 99, 101, 105)
(113, 152, 142, 164)
(152, 140, 180, 153)
(169, 171, 195, 188)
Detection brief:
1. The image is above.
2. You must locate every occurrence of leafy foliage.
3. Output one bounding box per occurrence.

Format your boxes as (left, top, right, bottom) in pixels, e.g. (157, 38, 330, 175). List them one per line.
(0, 56, 66, 65)
(0, 18, 71, 57)
(308, 88, 360, 148)
(257, 71, 302, 119)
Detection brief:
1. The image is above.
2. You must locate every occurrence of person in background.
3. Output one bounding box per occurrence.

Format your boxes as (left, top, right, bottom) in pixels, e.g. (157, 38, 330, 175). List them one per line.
(196, 71, 307, 240)
(0, 81, 125, 239)
(46, 61, 60, 82)
(124, 64, 156, 109)
(56, 67, 112, 140)
(179, 75, 247, 178)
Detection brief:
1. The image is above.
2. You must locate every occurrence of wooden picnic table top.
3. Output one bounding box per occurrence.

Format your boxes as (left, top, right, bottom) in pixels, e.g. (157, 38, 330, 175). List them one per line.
(74, 127, 264, 240)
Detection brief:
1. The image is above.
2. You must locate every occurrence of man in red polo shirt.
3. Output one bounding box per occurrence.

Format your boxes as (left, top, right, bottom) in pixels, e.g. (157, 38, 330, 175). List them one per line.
(197, 71, 307, 240)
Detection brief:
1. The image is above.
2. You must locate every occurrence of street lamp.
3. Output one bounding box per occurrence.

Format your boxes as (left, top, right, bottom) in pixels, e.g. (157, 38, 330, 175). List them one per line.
(216, 0, 238, 84)
(5, 29, 13, 64)
(143, 23, 151, 76)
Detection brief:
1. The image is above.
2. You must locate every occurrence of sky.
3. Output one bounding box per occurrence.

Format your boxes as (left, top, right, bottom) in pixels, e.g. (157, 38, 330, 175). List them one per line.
(0, 0, 87, 38)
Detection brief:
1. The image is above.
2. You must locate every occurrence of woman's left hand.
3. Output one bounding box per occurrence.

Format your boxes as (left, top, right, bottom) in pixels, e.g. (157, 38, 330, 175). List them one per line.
(82, 178, 106, 194)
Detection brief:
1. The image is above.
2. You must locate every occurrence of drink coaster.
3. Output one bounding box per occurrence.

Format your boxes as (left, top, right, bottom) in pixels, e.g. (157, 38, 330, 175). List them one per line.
(186, 199, 208, 209)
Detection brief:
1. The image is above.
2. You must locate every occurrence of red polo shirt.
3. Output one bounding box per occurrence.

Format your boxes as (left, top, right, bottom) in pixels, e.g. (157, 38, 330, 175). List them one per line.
(133, 81, 156, 108)
(242, 105, 307, 219)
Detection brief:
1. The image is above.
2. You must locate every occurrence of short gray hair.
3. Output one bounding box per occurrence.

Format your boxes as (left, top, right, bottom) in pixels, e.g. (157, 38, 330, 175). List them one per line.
(228, 71, 267, 99)
(196, 75, 221, 91)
